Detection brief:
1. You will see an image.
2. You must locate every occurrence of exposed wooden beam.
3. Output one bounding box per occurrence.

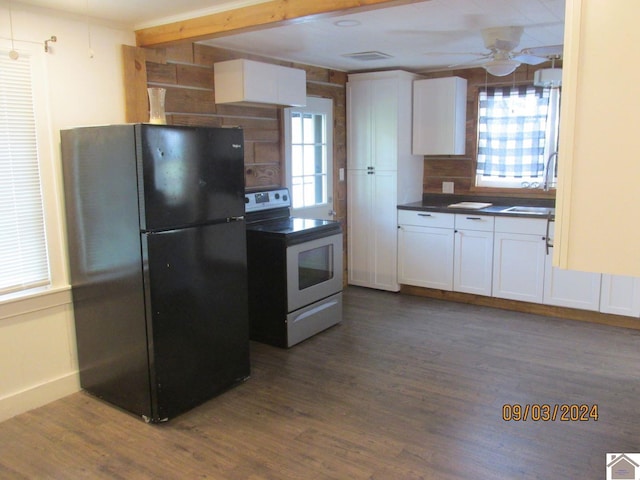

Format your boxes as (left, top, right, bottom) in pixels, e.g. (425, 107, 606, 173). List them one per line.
(135, 0, 428, 47)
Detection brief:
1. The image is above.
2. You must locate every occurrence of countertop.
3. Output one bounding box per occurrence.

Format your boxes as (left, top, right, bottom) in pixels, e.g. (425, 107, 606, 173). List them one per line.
(398, 193, 555, 219)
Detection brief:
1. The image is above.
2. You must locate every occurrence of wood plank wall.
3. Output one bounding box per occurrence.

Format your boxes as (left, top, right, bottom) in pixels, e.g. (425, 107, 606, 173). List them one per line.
(140, 43, 347, 222)
(418, 63, 560, 198)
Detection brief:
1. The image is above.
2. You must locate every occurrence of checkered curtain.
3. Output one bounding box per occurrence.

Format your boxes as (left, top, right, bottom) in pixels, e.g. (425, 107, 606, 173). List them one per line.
(477, 86, 550, 178)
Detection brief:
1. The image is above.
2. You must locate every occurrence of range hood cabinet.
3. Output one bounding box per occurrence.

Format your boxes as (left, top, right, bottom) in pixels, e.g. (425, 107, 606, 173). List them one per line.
(214, 59, 306, 107)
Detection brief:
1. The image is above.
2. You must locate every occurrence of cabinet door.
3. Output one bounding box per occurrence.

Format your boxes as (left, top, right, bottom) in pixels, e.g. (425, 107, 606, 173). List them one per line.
(600, 274, 640, 317)
(543, 220, 601, 310)
(493, 232, 546, 303)
(412, 77, 467, 155)
(371, 78, 399, 170)
(346, 80, 372, 170)
(454, 229, 493, 296)
(347, 170, 399, 291)
(348, 77, 401, 171)
(398, 225, 454, 290)
(347, 169, 372, 286)
(370, 170, 399, 291)
(543, 248, 601, 310)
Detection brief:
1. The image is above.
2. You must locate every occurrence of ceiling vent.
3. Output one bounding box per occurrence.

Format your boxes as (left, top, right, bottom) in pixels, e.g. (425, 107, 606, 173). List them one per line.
(342, 51, 393, 61)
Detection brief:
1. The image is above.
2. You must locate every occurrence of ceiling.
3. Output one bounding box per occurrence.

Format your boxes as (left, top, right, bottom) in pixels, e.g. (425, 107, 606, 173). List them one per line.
(13, 0, 565, 73)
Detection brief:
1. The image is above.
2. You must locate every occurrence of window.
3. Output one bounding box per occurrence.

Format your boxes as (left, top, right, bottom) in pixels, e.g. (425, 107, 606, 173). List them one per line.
(290, 110, 328, 208)
(476, 85, 560, 189)
(284, 97, 333, 219)
(0, 48, 50, 296)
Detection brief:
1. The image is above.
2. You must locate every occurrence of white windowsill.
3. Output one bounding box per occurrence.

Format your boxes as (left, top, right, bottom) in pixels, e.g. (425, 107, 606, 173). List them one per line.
(0, 285, 73, 321)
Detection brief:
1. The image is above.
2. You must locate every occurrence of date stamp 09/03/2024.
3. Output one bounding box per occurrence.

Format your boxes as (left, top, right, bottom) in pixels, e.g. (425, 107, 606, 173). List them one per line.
(502, 403, 599, 422)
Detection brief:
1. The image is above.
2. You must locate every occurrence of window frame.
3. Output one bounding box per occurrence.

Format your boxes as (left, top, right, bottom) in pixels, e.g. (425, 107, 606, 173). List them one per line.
(0, 40, 68, 308)
(283, 96, 334, 219)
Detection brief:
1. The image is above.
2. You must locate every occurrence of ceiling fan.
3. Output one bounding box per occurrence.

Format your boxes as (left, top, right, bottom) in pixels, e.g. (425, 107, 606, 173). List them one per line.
(436, 26, 563, 76)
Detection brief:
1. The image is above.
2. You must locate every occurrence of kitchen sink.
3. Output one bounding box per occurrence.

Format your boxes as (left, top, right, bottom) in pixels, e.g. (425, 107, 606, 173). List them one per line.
(500, 206, 555, 215)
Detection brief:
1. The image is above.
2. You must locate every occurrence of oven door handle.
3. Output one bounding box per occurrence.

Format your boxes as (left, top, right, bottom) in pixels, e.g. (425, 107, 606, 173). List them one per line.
(291, 299, 340, 323)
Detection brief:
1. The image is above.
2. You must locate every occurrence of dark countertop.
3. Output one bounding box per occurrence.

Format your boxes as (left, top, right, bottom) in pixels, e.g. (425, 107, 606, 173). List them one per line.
(398, 193, 555, 219)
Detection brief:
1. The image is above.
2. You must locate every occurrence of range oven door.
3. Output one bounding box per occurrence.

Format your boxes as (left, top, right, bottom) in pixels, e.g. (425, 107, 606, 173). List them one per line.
(286, 233, 343, 312)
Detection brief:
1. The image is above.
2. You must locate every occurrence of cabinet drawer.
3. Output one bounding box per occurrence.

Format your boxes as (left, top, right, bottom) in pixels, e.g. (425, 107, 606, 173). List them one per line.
(398, 209, 454, 228)
(455, 214, 494, 232)
(494, 216, 546, 235)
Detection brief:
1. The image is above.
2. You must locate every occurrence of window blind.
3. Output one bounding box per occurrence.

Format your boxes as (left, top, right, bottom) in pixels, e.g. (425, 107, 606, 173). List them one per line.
(0, 52, 50, 295)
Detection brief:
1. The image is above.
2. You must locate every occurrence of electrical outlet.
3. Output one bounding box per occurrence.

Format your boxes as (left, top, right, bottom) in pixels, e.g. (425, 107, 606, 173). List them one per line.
(339, 168, 345, 182)
(442, 181, 454, 194)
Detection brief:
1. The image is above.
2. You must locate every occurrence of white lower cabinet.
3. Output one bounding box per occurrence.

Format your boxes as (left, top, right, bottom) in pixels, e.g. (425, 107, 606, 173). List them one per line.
(453, 214, 494, 296)
(543, 222, 601, 310)
(543, 251, 601, 310)
(398, 209, 639, 319)
(397, 211, 494, 296)
(600, 275, 640, 317)
(398, 211, 454, 289)
(492, 217, 547, 303)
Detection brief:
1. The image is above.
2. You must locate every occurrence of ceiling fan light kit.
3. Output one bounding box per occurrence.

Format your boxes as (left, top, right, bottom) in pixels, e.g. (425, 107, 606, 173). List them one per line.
(533, 68, 562, 87)
(483, 59, 521, 77)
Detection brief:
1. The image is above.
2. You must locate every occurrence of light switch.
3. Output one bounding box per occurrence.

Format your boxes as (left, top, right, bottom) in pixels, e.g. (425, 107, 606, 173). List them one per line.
(339, 168, 345, 182)
(442, 181, 454, 193)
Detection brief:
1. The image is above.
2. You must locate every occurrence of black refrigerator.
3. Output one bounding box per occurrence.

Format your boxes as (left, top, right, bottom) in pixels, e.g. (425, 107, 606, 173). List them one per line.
(61, 124, 250, 422)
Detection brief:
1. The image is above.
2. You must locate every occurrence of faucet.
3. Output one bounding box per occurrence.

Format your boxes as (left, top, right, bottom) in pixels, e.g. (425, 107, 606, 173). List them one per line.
(543, 152, 558, 191)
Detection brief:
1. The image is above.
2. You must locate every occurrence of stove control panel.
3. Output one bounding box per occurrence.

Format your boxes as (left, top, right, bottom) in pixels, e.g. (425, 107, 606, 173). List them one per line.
(245, 188, 291, 212)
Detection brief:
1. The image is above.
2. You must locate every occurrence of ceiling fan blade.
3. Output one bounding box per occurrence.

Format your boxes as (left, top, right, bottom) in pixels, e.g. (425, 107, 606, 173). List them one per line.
(519, 44, 564, 57)
(447, 56, 491, 68)
(423, 51, 487, 57)
(512, 53, 550, 65)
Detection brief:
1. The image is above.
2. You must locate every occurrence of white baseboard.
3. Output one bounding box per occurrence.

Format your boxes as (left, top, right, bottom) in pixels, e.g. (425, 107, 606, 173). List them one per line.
(0, 372, 80, 423)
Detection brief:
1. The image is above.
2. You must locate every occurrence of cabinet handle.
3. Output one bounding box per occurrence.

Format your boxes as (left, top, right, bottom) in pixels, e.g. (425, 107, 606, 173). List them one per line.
(418, 213, 432, 217)
(465, 216, 482, 220)
(545, 216, 554, 255)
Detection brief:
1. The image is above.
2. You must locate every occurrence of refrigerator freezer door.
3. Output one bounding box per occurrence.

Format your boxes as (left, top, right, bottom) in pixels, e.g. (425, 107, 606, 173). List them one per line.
(137, 125, 245, 231)
(142, 220, 250, 421)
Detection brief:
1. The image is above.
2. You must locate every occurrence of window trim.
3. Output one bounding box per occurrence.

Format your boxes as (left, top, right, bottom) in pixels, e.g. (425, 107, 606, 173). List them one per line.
(472, 82, 560, 192)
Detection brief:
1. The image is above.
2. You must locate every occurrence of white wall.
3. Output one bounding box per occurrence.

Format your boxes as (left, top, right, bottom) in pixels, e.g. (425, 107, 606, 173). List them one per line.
(0, 3, 135, 422)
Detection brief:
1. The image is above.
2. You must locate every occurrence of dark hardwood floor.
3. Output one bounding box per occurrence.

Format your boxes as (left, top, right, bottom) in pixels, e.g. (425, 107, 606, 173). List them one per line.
(1, 286, 639, 479)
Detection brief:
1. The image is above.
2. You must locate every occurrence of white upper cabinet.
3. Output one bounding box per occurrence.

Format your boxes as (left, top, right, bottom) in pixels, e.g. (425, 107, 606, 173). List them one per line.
(214, 59, 306, 107)
(412, 76, 467, 155)
(555, 0, 640, 276)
